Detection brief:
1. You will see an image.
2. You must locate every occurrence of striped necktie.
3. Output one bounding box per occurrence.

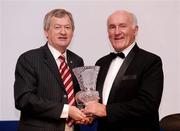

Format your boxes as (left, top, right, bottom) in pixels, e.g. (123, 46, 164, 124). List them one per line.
(59, 55, 75, 106)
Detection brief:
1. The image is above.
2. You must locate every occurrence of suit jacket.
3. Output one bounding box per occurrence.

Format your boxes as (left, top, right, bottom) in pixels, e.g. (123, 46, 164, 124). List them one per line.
(95, 44, 163, 131)
(14, 44, 84, 131)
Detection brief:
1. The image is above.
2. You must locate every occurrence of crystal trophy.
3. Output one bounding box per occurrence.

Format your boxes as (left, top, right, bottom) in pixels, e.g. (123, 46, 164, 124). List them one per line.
(73, 66, 100, 109)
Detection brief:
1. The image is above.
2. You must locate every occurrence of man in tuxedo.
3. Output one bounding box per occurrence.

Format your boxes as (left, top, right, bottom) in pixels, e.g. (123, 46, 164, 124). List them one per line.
(84, 10, 164, 131)
(14, 9, 89, 131)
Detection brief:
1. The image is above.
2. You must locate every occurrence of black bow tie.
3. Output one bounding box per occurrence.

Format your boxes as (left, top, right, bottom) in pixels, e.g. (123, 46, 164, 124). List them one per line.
(110, 52, 125, 59)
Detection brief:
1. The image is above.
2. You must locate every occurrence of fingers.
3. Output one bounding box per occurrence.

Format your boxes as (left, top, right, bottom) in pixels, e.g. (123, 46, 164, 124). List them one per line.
(68, 106, 95, 125)
(75, 116, 94, 125)
(81, 108, 93, 117)
(84, 101, 97, 106)
(69, 102, 105, 125)
(84, 101, 98, 114)
(84, 101, 107, 117)
(69, 106, 86, 121)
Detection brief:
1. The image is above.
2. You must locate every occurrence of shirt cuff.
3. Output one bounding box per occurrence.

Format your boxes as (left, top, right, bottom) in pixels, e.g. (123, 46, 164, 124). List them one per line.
(60, 104, 69, 118)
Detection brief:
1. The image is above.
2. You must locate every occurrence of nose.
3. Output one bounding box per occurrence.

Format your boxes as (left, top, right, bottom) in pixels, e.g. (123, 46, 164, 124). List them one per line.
(115, 27, 120, 35)
(60, 27, 66, 35)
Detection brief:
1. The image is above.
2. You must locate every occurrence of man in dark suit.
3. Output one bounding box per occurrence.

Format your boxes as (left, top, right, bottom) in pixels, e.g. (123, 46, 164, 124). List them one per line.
(14, 9, 89, 131)
(84, 10, 164, 131)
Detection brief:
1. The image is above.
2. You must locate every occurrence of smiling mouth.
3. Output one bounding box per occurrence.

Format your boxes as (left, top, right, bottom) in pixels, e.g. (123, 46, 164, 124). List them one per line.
(114, 37, 124, 40)
(58, 37, 67, 40)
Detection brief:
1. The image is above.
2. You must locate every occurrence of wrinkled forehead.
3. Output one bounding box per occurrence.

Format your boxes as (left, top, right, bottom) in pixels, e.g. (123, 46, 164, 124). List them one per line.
(49, 15, 72, 28)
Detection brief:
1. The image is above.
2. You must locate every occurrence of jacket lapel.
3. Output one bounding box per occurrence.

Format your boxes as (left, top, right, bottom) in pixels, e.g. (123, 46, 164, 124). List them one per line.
(96, 55, 113, 103)
(66, 50, 76, 85)
(42, 44, 66, 91)
(66, 50, 74, 70)
(107, 44, 139, 104)
(66, 50, 82, 94)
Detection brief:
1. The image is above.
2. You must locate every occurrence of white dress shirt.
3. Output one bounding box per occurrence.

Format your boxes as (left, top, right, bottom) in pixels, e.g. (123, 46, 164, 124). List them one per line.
(102, 42, 135, 105)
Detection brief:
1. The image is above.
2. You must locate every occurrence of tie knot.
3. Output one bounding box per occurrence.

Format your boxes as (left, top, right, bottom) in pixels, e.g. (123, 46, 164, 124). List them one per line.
(59, 55, 65, 62)
(110, 52, 125, 59)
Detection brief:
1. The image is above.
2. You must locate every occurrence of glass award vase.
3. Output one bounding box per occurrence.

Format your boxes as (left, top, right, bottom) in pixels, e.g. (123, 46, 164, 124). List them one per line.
(73, 66, 100, 109)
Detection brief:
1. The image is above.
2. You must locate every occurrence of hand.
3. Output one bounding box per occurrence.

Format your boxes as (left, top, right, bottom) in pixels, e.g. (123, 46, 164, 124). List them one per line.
(75, 115, 94, 125)
(84, 101, 107, 117)
(68, 106, 86, 121)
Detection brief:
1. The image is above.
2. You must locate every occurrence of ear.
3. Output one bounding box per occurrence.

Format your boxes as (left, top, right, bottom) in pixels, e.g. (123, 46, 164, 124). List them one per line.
(134, 25, 138, 36)
(44, 30, 48, 38)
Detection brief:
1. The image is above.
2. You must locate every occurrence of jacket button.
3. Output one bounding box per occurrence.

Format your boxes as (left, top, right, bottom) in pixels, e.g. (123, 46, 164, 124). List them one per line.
(64, 95, 67, 98)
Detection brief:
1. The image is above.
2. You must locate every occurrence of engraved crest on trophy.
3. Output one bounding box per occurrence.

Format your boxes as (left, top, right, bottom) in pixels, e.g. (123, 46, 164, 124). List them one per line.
(73, 66, 100, 109)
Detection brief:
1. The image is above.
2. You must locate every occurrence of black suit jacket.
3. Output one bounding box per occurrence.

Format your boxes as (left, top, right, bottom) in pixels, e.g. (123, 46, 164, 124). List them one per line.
(14, 44, 84, 131)
(95, 44, 163, 131)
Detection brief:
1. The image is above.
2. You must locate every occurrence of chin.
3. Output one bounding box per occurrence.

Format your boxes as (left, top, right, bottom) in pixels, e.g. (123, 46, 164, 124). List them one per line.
(57, 42, 68, 46)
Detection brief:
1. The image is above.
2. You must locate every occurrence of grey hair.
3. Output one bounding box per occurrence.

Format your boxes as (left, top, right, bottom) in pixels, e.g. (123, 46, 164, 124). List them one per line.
(107, 10, 138, 28)
(131, 13, 138, 27)
(43, 9, 75, 31)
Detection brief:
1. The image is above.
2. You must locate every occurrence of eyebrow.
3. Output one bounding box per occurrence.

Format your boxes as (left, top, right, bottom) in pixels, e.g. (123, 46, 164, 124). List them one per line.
(54, 24, 71, 26)
(108, 23, 127, 27)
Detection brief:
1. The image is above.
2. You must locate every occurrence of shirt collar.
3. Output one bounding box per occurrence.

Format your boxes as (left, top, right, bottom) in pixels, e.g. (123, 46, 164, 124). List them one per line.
(115, 41, 136, 57)
(48, 43, 67, 61)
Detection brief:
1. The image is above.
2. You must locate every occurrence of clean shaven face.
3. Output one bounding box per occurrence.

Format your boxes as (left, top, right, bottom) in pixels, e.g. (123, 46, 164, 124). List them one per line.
(44, 15, 73, 53)
(107, 11, 138, 52)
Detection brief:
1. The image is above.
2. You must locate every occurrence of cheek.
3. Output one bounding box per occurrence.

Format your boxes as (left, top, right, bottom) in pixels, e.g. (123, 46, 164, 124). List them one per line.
(108, 30, 113, 36)
(44, 30, 52, 38)
(108, 33, 114, 41)
(68, 32, 73, 39)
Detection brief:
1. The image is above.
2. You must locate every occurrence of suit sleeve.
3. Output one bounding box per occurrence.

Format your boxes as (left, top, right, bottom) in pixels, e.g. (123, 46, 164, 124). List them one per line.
(14, 54, 64, 120)
(101, 56, 164, 123)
